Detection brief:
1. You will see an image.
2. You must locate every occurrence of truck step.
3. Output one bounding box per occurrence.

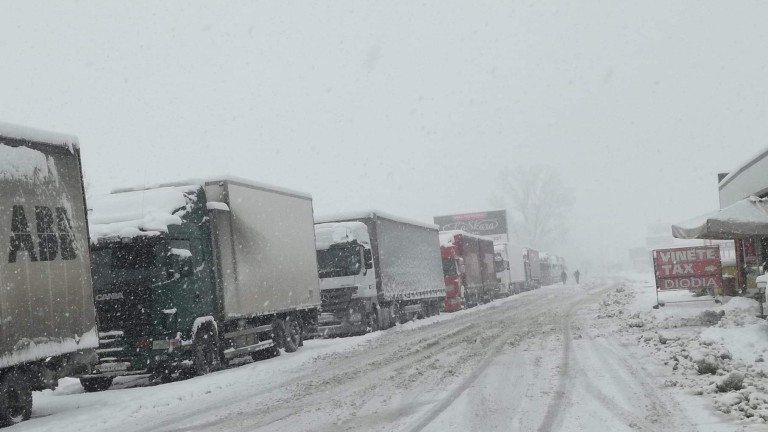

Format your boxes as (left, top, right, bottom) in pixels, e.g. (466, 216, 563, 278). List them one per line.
(223, 340, 274, 359)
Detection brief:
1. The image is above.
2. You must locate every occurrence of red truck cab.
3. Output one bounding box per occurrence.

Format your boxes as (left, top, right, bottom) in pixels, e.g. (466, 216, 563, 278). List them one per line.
(441, 238, 465, 312)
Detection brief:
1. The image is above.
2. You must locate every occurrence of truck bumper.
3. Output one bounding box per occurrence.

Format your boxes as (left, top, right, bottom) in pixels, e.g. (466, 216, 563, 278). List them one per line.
(315, 295, 373, 337)
(315, 311, 369, 337)
(316, 322, 369, 337)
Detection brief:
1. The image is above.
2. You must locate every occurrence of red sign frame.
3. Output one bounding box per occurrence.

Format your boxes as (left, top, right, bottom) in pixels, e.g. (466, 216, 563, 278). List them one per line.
(653, 246, 723, 291)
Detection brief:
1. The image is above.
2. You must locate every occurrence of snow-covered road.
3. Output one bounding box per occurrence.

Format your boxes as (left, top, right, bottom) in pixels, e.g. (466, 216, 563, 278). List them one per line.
(14, 278, 754, 431)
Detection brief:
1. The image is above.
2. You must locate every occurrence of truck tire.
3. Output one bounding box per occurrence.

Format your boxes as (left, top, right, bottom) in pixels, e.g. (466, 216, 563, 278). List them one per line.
(80, 376, 114, 393)
(193, 326, 220, 375)
(283, 315, 302, 353)
(0, 371, 32, 426)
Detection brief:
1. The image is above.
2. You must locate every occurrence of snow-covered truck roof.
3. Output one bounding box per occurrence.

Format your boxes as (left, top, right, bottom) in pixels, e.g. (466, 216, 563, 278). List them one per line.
(315, 210, 438, 231)
(315, 221, 371, 250)
(113, 175, 312, 200)
(0, 121, 79, 153)
(438, 230, 495, 248)
(89, 185, 200, 242)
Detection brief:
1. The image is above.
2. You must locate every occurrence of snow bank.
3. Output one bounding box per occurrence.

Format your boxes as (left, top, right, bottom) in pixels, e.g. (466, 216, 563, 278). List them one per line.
(89, 185, 199, 242)
(612, 275, 768, 423)
(314, 222, 370, 250)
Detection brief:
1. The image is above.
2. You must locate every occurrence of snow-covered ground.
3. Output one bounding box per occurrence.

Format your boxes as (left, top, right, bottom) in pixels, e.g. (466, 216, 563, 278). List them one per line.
(13, 277, 768, 431)
(610, 273, 768, 427)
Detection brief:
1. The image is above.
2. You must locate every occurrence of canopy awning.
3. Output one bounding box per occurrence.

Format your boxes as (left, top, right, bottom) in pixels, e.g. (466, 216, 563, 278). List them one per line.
(672, 196, 768, 240)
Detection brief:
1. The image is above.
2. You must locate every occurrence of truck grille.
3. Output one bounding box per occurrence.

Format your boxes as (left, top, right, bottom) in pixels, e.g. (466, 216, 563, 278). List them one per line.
(94, 280, 151, 337)
(320, 286, 358, 314)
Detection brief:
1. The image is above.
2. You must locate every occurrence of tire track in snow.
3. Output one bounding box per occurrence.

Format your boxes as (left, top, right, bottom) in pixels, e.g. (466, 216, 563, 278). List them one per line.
(536, 284, 617, 432)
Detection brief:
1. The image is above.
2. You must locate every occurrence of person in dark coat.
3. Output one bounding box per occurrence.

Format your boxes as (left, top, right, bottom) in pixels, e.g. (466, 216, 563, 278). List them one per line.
(574, 269, 581, 284)
(561, 270, 567, 285)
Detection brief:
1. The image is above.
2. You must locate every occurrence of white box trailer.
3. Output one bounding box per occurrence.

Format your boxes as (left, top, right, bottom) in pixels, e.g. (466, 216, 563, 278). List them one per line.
(0, 122, 97, 425)
(494, 242, 527, 295)
(204, 178, 321, 318)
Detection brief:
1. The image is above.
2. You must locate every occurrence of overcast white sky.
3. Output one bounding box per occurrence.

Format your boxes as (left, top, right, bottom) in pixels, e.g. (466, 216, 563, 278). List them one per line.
(2, 1, 767, 267)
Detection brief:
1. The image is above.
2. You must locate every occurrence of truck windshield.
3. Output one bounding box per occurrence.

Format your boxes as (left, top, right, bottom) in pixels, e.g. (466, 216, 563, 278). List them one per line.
(90, 240, 161, 291)
(317, 246, 361, 278)
(110, 242, 159, 269)
(442, 259, 458, 276)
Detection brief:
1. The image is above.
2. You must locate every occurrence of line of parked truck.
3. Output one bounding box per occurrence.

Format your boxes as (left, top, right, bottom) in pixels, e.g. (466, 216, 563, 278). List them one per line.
(0, 123, 565, 426)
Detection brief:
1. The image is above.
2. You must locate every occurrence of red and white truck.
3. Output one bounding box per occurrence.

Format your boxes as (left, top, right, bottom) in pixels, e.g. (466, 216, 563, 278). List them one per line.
(440, 230, 497, 311)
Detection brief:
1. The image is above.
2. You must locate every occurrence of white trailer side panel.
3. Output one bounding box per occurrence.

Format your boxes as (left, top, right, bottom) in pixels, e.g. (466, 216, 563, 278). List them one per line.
(507, 243, 527, 283)
(375, 217, 445, 301)
(0, 138, 97, 367)
(206, 180, 320, 319)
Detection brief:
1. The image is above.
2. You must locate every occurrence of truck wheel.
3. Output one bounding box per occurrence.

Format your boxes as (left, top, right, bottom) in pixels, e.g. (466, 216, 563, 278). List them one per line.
(193, 327, 219, 375)
(0, 372, 32, 426)
(283, 315, 302, 353)
(80, 376, 114, 392)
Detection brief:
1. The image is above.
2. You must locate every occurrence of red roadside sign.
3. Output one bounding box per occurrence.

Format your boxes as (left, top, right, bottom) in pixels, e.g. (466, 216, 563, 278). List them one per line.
(653, 246, 723, 291)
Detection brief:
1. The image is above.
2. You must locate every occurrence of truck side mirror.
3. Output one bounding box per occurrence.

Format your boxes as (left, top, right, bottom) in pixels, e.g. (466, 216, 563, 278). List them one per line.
(364, 248, 373, 270)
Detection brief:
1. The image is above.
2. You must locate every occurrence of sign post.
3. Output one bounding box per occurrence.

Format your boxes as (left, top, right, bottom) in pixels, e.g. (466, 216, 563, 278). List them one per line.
(652, 246, 723, 307)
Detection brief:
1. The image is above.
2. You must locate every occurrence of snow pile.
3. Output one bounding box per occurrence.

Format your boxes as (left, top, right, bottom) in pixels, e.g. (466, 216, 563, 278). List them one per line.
(0, 327, 98, 368)
(315, 210, 438, 230)
(0, 121, 78, 152)
(0, 144, 56, 182)
(89, 185, 200, 242)
(613, 278, 768, 423)
(438, 230, 491, 248)
(314, 222, 370, 250)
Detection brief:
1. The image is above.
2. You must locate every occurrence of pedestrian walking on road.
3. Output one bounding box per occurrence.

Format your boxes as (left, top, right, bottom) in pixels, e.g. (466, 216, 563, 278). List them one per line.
(561, 270, 567, 285)
(574, 270, 580, 284)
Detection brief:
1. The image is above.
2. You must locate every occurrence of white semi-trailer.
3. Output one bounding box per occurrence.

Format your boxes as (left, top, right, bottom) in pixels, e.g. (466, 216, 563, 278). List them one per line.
(314, 211, 445, 336)
(0, 123, 98, 425)
(494, 242, 527, 296)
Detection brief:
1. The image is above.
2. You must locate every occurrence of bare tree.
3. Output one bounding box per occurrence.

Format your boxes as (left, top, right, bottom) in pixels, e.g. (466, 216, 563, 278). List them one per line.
(492, 165, 573, 250)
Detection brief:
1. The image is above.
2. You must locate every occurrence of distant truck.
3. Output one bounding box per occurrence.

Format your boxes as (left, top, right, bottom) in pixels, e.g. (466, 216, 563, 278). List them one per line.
(439, 230, 497, 311)
(314, 211, 445, 336)
(0, 123, 98, 425)
(81, 177, 320, 391)
(524, 247, 542, 289)
(494, 242, 527, 296)
(541, 254, 567, 285)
